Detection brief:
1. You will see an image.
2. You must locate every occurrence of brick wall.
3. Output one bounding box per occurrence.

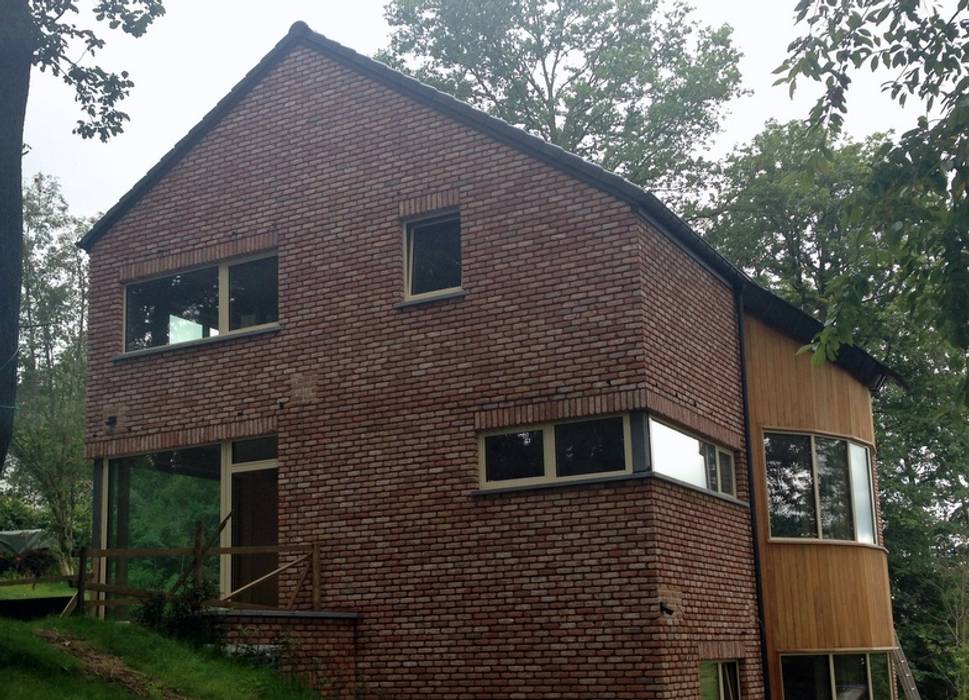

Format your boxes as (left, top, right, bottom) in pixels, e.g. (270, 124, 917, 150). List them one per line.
(85, 42, 762, 697)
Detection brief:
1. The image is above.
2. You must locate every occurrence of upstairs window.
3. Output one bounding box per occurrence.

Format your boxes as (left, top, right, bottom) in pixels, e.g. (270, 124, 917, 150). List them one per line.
(649, 418, 736, 497)
(481, 415, 631, 487)
(405, 215, 461, 299)
(699, 660, 741, 700)
(125, 254, 278, 352)
(764, 431, 876, 543)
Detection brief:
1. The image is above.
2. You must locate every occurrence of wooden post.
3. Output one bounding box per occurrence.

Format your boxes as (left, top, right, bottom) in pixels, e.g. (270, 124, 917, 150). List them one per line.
(193, 521, 204, 588)
(311, 542, 320, 611)
(75, 547, 87, 616)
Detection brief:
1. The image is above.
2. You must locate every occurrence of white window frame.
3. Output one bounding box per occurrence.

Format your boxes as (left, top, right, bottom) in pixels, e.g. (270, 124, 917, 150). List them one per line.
(402, 212, 463, 302)
(780, 651, 896, 700)
(478, 414, 633, 489)
(764, 429, 878, 544)
(648, 417, 737, 497)
(121, 252, 278, 353)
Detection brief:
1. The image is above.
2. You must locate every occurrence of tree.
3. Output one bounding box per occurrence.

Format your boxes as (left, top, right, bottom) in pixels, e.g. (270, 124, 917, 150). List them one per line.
(700, 120, 969, 698)
(379, 0, 744, 209)
(0, 0, 166, 474)
(774, 0, 969, 381)
(6, 174, 91, 574)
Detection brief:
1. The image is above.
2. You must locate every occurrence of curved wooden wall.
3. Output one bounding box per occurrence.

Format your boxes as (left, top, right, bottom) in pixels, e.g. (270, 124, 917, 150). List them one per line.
(743, 316, 894, 698)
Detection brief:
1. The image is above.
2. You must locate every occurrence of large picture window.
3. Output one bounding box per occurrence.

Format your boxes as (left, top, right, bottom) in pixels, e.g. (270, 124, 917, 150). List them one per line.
(481, 415, 631, 487)
(124, 254, 277, 352)
(765, 431, 876, 543)
(650, 418, 736, 497)
(781, 652, 894, 699)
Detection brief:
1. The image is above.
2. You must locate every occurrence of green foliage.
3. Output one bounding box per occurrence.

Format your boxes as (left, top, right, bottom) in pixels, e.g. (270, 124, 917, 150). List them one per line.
(703, 119, 969, 699)
(134, 579, 221, 646)
(0, 491, 45, 531)
(775, 0, 969, 369)
(6, 175, 91, 574)
(379, 0, 744, 208)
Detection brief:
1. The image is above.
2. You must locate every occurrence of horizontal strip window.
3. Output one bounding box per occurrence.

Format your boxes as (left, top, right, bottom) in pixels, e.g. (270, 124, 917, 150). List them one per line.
(781, 652, 894, 699)
(700, 660, 741, 700)
(650, 418, 736, 497)
(480, 415, 633, 488)
(765, 431, 876, 544)
(124, 253, 277, 352)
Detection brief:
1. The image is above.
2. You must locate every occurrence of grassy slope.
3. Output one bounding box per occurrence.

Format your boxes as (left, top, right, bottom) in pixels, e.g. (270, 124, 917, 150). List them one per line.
(0, 581, 74, 600)
(0, 616, 317, 700)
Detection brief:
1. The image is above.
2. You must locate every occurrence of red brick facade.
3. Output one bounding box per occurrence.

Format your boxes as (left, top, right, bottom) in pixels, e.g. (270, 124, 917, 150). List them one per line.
(85, 37, 764, 697)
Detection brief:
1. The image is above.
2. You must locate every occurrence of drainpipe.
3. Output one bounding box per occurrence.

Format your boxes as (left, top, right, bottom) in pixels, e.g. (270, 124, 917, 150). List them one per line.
(735, 285, 772, 700)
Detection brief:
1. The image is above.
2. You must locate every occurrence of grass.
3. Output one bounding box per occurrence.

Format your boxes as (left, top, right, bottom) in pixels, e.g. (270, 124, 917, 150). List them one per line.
(0, 581, 74, 600)
(0, 615, 318, 699)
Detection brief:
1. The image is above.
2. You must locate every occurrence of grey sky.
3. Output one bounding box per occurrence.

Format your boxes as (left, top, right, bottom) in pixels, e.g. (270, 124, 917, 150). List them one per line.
(22, 1, 921, 221)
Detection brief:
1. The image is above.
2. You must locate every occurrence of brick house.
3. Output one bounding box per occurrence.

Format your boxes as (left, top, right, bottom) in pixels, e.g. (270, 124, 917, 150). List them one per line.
(80, 22, 901, 699)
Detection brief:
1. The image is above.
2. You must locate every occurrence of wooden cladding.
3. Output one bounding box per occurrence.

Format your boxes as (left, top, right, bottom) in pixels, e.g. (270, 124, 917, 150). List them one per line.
(744, 316, 894, 697)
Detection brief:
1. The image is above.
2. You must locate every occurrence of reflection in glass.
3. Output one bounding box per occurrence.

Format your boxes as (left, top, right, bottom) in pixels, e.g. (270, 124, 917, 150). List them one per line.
(229, 257, 278, 330)
(650, 419, 708, 489)
(720, 450, 736, 497)
(765, 433, 817, 538)
(721, 661, 741, 700)
(698, 662, 719, 700)
(869, 654, 892, 699)
(409, 217, 461, 295)
(485, 430, 545, 481)
(232, 468, 278, 606)
(817, 438, 854, 540)
(125, 267, 219, 350)
(833, 654, 869, 700)
(231, 436, 278, 464)
(850, 443, 876, 544)
(782, 655, 833, 700)
(555, 417, 625, 477)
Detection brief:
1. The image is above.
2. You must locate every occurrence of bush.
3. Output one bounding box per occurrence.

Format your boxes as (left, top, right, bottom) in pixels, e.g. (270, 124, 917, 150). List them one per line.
(134, 580, 220, 646)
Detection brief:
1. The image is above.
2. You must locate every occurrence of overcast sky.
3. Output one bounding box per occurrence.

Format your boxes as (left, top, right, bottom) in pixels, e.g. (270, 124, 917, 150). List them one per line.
(22, 1, 921, 220)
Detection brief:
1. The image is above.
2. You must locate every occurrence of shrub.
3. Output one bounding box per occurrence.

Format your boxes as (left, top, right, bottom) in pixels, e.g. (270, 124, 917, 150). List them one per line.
(133, 580, 220, 646)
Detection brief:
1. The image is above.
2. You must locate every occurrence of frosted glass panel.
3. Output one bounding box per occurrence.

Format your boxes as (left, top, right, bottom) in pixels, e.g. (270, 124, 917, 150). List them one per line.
(650, 419, 707, 489)
(850, 443, 876, 544)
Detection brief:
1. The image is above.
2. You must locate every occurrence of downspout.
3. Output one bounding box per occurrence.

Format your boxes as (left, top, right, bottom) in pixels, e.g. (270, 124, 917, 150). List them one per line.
(735, 285, 772, 699)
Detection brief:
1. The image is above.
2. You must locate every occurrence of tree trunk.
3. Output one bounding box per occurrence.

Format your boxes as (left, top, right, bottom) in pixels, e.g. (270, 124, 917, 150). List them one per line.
(0, 0, 35, 475)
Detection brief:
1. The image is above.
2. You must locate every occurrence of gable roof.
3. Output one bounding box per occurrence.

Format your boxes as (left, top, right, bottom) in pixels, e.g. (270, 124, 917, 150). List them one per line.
(78, 21, 902, 391)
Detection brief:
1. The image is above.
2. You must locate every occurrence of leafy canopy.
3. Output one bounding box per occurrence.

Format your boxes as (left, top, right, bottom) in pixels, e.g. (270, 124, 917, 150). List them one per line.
(379, 0, 745, 207)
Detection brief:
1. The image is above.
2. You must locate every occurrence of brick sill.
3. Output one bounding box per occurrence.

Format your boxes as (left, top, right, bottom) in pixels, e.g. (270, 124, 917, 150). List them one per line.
(472, 470, 749, 508)
(113, 324, 281, 362)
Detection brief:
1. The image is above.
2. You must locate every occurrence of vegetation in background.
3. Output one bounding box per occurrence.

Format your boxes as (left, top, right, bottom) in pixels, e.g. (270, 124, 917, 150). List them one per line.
(379, 0, 744, 210)
(5, 174, 91, 574)
(0, 615, 316, 699)
(135, 579, 221, 646)
(697, 119, 969, 699)
(0, 0, 167, 474)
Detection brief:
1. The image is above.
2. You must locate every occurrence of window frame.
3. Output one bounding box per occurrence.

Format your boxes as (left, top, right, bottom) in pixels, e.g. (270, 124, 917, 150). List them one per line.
(780, 651, 896, 700)
(478, 414, 633, 489)
(763, 428, 878, 545)
(648, 417, 737, 497)
(699, 659, 742, 700)
(121, 252, 278, 354)
(402, 212, 463, 302)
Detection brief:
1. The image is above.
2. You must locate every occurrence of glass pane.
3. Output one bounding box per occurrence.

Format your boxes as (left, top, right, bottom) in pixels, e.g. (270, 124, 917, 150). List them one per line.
(765, 433, 817, 538)
(869, 654, 892, 700)
(817, 438, 855, 540)
(232, 468, 278, 606)
(719, 451, 736, 496)
(107, 446, 221, 597)
(485, 430, 545, 481)
(833, 654, 869, 700)
(229, 256, 278, 330)
(705, 443, 720, 491)
(409, 217, 461, 295)
(699, 661, 720, 700)
(125, 267, 219, 350)
(231, 436, 278, 464)
(722, 661, 741, 700)
(650, 419, 708, 489)
(782, 655, 833, 700)
(555, 417, 626, 477)
(850, 444, 876, 544)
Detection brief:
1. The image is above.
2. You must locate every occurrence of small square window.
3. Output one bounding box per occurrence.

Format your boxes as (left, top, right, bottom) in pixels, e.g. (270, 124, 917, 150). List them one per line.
(484, 430, 545, 482)
(406, 215, 461, 297)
